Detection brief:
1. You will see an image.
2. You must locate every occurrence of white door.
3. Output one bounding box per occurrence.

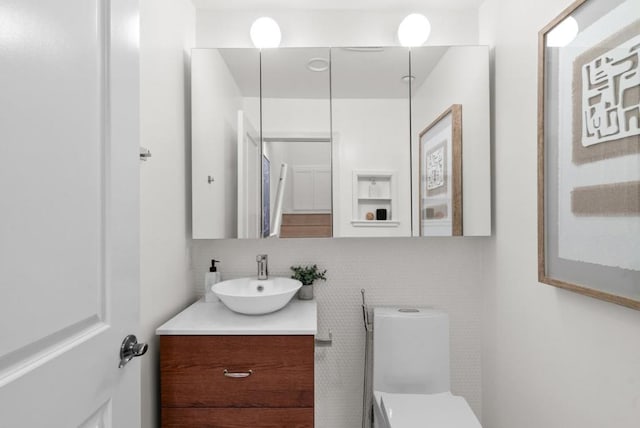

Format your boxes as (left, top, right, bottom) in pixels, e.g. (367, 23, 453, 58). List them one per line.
(237, 110, 261, 239)
(292, 166, 332, 211)
(0, 0, 142, 427)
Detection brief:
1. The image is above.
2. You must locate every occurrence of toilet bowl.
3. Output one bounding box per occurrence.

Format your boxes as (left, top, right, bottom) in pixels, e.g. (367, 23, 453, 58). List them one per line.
(375, 392, 480, 428)
(372, 307, 481, 428)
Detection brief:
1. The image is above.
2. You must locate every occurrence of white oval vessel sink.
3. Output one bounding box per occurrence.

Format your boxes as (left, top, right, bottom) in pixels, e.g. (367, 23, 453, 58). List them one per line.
(211, 277, 302, 315)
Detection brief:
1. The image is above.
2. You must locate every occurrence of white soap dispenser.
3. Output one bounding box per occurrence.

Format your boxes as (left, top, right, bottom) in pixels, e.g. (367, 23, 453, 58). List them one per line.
(204, 259, 221, 302)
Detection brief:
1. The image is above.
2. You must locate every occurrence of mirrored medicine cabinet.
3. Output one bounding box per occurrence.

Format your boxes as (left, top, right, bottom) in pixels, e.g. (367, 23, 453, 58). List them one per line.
(191, 45, 490, 239)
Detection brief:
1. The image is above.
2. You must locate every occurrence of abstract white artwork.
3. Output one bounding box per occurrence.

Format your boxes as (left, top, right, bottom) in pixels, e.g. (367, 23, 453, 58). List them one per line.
(426, 145, 445, 191)
(581, 34, 640, 147)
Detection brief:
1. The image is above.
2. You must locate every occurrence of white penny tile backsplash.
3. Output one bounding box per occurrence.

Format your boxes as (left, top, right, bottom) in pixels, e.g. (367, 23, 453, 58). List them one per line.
(192, 237, 487, 427)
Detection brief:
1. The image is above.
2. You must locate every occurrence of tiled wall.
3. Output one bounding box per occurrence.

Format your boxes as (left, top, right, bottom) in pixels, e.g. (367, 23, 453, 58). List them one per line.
(192, 237, 486, 427)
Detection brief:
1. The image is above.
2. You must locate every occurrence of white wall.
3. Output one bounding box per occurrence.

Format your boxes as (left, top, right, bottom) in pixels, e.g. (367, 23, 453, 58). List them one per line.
(411, 46, 491, 236)
(139, 1, 196, 427)
(191, 49, 243, 238)
(479, 1, 640, 427)
(333, 98, 412, 237)
(192, 7, 484, 427)
(261, 97, 331, 136)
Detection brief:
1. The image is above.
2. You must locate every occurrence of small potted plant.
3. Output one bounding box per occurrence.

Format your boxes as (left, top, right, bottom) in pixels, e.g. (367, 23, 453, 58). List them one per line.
(290, 264, 327, 300)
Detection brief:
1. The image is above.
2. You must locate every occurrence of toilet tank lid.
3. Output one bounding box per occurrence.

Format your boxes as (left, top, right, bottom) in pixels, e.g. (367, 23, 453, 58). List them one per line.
(373, 306, 447, 319)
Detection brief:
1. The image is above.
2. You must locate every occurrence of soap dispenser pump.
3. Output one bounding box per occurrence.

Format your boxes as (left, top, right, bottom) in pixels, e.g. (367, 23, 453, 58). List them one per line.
(204, 259, 222, 302)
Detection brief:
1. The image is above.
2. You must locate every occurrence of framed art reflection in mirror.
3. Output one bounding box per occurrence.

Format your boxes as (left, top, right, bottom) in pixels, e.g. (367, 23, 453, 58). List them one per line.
(418, 104, 462, 237)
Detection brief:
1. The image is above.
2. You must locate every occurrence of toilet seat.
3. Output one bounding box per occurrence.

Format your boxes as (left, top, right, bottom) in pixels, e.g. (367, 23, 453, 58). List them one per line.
(375, 391, 481, 428)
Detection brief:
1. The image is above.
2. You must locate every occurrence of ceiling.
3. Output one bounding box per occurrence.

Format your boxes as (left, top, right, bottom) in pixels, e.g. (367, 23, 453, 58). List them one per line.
(197, 0, 476, 98)
(191, 0, 483, 11)
(217, 47, 449, 99)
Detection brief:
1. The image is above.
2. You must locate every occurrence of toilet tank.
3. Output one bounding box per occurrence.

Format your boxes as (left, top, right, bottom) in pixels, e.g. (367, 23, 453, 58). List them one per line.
(373, 307, 450, 394)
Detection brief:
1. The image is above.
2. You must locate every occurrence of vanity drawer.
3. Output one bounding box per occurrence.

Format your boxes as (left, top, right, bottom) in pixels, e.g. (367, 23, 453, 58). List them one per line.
(161, 407, 313, 428)
(160, 335, 314, 408)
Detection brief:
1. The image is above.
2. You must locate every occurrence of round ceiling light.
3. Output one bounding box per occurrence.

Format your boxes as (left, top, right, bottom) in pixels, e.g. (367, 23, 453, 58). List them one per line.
(250, 17, 281, 49)
(546, 16, 579, 47)
(307, 57, 329, 72)
(397, 13, 431, 47)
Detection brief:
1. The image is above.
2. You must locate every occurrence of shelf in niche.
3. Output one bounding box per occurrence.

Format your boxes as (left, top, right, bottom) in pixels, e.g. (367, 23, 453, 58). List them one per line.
(352, 170, 398, 226)
(356, 174, 391, 199)
(357, 197, 392, 201)
(351, 220, 400, 227)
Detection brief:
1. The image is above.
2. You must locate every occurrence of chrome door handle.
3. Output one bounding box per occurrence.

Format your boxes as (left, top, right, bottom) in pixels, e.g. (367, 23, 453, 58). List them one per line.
(223, 369, 253, 378)
(119, 334, 148, 368)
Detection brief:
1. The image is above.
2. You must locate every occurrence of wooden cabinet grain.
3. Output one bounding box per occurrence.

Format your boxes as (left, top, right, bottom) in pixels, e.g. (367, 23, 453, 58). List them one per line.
(160, 335, 314, 427)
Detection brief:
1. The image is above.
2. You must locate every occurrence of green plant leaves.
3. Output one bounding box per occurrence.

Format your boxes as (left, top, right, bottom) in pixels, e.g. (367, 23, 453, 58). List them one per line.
(290, 264, 327, 286)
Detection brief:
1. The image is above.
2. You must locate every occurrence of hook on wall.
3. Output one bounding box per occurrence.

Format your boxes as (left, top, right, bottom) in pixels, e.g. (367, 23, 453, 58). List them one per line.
(139, 147, 152, 161)
(315, 329, 333, 347)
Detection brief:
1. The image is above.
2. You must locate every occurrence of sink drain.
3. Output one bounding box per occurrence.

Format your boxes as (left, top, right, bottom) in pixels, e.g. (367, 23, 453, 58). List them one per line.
(256, 285, 264, 292)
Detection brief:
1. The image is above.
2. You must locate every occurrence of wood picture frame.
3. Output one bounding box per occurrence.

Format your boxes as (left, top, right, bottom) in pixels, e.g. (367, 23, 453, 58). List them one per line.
(419, 104, 462, 236)
(538, 0, 640, 310)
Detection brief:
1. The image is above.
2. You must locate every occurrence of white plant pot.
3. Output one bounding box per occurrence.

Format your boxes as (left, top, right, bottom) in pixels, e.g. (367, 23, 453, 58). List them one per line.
(298, 284, 314, 300)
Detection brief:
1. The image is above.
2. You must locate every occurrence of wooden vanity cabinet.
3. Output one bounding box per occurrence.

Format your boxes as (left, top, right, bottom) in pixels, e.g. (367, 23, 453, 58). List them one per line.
(160, 335, 314, 428)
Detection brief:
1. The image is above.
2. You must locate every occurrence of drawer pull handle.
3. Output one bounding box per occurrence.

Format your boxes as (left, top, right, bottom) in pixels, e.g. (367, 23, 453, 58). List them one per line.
(223, 369, 253, 378)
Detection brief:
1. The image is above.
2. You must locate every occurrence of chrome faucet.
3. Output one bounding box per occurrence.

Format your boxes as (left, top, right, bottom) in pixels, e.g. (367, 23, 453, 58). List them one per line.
(256, 254, 268, 280)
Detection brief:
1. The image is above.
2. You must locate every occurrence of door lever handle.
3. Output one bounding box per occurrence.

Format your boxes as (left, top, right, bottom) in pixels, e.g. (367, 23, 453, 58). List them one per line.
(119, 334, 148, 368)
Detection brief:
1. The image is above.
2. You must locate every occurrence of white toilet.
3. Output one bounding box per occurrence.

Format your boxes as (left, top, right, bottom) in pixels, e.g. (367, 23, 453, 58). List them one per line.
(373, 307, 481, 428)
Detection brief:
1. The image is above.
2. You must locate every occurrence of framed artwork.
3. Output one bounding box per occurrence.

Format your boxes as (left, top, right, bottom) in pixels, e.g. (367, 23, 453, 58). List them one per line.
(538, 0, 640, 309)
(419, 104, 462, 236)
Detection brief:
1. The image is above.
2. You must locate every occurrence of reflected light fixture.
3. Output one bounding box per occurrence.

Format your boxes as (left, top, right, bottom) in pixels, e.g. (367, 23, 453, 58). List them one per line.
(546, 16, 579, 47)
(398, 13, 431, 47)
(250, 17, 281, 48)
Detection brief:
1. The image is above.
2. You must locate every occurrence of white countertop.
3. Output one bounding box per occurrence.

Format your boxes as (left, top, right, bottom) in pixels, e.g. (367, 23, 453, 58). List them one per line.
(156, 298, 317, 335)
